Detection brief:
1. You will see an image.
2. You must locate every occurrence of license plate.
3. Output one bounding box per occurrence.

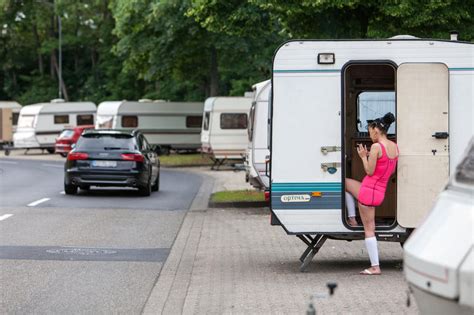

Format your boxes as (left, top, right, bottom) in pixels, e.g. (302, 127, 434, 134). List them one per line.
(92, 160, 117, 168)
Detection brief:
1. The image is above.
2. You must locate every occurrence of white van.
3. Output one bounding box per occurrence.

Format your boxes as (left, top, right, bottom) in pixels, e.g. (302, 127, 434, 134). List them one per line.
(269, 36, 473, 270)
(404, 138, 473, 315)
(201, 96, 253, 167)
(246, 80, 271, 189)
(96, 100, 203, 154)
(14, 99, 96, 153)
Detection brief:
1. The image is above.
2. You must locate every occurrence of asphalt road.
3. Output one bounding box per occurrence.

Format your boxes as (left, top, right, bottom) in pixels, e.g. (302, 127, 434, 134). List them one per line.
(0, 158, 203, 314)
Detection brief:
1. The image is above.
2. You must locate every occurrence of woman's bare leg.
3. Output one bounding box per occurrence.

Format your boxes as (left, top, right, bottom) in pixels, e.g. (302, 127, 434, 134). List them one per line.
(345, 178, 361, 226)
(359, 203, 381, 274)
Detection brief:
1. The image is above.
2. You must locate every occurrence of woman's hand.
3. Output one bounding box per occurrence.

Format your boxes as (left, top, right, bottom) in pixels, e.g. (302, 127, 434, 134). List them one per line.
(357, 143, 369, 159)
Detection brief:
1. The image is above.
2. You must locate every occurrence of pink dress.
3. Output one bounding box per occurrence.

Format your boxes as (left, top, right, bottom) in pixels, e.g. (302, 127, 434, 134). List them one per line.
(358, 142, 398, 207)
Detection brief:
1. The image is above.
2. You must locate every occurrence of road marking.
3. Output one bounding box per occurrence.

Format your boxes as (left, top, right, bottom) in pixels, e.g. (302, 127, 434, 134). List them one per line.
(0, 160, 18, 164)
(27, 198, 50, 207)
(0, 214, 13, 221)
(42, 164, 63, 168)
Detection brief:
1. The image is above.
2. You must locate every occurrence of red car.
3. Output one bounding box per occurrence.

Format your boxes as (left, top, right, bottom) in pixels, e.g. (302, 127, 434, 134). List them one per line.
(55, 125, 95, 157)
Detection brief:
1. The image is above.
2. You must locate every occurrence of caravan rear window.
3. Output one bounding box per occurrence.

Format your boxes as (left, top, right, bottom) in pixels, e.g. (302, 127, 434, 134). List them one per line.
(18, 115, 35, 128)
(186, 116, 203, 128)
(220, 113, 248, 130)
(122, 116, 138, 128)
(77, 114, 94, 125)
(12, 113, 19, 125)
(54, 115, 69, 124)
(97, 115, 113, 129)
(203, 112, 210, 130)
(357, 91, 396, 134)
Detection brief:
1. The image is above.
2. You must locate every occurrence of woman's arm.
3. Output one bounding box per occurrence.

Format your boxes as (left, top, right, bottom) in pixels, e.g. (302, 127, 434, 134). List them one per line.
(358, 143, 380, 176)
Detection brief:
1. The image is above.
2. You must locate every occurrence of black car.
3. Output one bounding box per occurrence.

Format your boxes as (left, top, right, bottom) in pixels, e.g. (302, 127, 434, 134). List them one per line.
(64, 129, 160, 196)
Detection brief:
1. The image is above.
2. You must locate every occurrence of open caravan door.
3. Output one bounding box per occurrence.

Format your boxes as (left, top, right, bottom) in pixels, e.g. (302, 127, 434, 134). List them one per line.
(397, 63, 449, 228)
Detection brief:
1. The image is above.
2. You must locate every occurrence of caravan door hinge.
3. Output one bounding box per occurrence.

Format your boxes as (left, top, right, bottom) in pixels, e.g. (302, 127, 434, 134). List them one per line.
(321, 146, 341, 155)
(321, 162, 341, 173)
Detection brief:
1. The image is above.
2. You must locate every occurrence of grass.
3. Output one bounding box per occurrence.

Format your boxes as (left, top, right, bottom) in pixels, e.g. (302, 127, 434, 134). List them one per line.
(159, 153, 213, 167)
(210, 190, 265, 203)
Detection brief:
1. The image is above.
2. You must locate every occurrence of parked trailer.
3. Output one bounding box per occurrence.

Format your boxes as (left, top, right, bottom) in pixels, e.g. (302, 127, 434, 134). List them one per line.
(404, 138, 474, 315)
(201, 96, 253, 169)
(0, 101, 21, 154)
(245, 80, 271, 189)
(95, 100, 204, 154)
(13, 99, 96, 154)
(270, 36, 473, 271)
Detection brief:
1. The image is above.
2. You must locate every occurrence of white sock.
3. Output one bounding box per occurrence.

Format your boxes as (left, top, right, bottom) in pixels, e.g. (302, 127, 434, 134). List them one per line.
(365, 236, 379, 266)
(345, 192, 356, 218)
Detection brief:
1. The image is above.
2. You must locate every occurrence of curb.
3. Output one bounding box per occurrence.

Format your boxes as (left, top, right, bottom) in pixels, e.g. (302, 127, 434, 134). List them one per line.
(208, 200, 269, 208)
(161, 164, 213, 168)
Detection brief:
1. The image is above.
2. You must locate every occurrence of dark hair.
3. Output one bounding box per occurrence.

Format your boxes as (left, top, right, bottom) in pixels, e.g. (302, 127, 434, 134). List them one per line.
(368, 112, 395, 134)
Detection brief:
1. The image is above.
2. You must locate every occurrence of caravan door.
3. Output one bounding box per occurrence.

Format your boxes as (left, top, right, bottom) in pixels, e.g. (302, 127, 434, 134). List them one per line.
(397, 63, 449, 228)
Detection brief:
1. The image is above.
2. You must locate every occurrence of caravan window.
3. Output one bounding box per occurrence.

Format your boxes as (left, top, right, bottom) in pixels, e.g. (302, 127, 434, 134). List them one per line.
(248, 102, 256, 141)
(12, 113, 19, 125)
(186, 116, 203, 128)
(122, 116, 138, 128)
(97, 115, 113, 129)
(203, 112, 210, 130)
(17, 115, 35, 128)
(357, 91, 396, 134)
(54, 115, 69, 124)
(77, 114, 94, 125)
(220, 113, 248, 130)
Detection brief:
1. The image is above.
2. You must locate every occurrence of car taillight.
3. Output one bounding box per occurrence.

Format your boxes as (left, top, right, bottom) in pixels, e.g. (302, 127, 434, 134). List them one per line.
(121, 153, 144, 162)
(67, 152, 89, 160)
(264, 190, 270, 202)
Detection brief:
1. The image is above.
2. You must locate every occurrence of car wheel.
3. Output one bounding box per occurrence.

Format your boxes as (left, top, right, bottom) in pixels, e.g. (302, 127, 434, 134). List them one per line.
(65, 183, 78, 195)
(60, 152, 67, 158)
(152, 174, 160, 192)
(138, 179, 151, 196)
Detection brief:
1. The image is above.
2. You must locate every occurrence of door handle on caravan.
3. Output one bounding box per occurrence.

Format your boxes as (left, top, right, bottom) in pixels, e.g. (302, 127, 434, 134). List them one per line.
(432, 132, 449, 139)
(321, 162, 341, 174)
(321, 146, 341, 155)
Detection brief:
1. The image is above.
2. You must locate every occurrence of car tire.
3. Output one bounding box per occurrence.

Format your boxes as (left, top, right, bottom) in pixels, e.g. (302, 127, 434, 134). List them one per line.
(152, 174, 160, 192)
(60, 153, 67, 157)
(138, 179, 151, 196)
(65, 183, 78, 195)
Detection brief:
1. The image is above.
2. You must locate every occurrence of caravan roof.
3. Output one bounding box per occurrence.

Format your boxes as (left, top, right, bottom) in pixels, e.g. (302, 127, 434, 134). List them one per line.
(252, 80, 271, 102)
(97, 101, 203, 115)
(20, 101, 96, 115)
(0, 101, 21, 110)
(204, 97, 252, 112)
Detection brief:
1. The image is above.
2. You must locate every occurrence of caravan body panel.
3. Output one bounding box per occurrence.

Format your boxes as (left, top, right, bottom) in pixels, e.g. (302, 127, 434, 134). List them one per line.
(201, 97, 252, 160)
(96, 101, 204, 149)
(271, 39, 473, 234)
(0, 101, 21, 134)
(14, 101, 96, 149)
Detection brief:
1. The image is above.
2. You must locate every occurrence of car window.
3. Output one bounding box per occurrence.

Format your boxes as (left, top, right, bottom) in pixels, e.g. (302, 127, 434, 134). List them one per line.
(142, 136, 151, 151)
(76, 134, 136, 151)
(59, 130, 74, 138)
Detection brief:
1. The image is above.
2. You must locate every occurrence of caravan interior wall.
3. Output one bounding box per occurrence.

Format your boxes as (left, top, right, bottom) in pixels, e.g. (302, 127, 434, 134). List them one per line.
(96, 101, 204, 150)
(271, 39, 473, 235)
(201, 97, 253, 160)
(249, 80, 271, 188)
(14, 101, 96, 149)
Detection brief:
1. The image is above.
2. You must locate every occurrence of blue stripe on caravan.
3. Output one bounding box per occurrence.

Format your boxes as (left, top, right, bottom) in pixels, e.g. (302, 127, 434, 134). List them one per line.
(449, 68, 474, 71)
(272, 182, 342, 192)
(271, 191, 341, 210)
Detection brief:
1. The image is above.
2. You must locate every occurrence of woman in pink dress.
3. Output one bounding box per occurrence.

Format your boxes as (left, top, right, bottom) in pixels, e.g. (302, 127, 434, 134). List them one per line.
(345, 113, 398, 275)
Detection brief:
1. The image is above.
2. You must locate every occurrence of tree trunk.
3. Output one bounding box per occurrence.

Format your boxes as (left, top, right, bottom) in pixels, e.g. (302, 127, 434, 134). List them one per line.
(32, 24, 44, 76)
(51, 53, 69, 101)
(209, 46, 219, 96)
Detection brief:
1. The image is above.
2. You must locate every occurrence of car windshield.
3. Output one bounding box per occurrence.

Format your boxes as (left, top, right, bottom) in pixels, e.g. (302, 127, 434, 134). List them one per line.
(59, 130, 74, 139)
(75, 134, 136, 151)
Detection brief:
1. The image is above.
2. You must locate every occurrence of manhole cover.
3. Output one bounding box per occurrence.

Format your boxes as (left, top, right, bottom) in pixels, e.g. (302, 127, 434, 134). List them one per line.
(46, 248, 117, 255)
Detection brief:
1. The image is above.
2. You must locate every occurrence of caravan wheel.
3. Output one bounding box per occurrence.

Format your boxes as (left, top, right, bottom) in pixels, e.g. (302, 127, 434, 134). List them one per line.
(46, 148, 55, 154)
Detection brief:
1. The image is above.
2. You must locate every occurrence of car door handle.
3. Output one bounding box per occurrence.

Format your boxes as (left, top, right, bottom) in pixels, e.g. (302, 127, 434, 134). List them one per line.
(432, 132, 449, 139)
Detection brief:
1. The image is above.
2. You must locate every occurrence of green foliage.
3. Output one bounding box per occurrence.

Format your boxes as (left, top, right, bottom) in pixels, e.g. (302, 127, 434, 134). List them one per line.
(0, 0, 472, 105)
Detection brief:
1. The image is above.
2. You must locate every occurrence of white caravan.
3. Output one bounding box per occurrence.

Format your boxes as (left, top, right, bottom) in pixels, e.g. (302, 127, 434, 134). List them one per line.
(0, 101, 21, 133)
(201, 96, 252, 167)
(14, 99, 96, 152)
(96, 100, 204, 153)
(246, 80, 271, 189)
(404, 138, 473, 315)
(270, 36, 473, 270)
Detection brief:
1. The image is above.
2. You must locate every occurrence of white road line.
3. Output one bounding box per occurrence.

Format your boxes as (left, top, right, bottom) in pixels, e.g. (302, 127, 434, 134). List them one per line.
(0, 160, 18, 164)
(42, 164, 63, 168)
(27, 198, 51, 207)
(0, 214, 13, 221)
